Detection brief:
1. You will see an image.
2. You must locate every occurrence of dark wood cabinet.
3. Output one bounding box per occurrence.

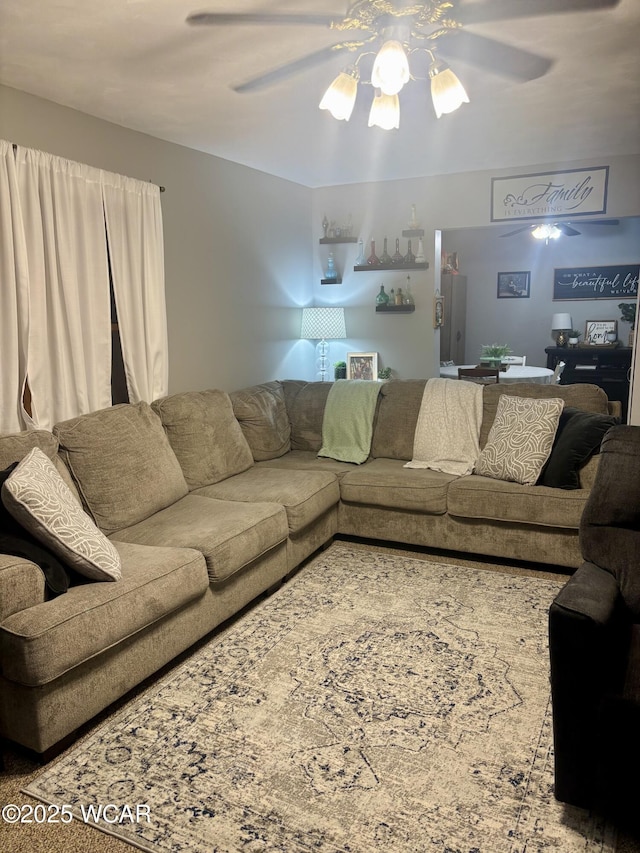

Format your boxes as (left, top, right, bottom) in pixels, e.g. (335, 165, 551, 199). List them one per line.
(545, 346, 632, 419)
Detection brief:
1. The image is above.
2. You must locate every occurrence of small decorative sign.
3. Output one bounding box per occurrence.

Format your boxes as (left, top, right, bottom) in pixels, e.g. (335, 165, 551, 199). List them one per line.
(491, 166, 609, 222)
(584, 320, 617, 345)
(553, 264, 639, 301)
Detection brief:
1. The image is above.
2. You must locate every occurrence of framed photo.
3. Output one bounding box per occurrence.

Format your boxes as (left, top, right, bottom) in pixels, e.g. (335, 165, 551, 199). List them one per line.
(584, 320, 617, 345)
(347, 352, 378, 381)
(497, 271, 530, 298)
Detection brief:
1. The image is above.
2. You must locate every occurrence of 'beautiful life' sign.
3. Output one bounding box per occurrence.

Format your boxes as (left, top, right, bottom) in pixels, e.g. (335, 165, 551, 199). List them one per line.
(491, 166, 609, 222)
(553, 265, 639, 301)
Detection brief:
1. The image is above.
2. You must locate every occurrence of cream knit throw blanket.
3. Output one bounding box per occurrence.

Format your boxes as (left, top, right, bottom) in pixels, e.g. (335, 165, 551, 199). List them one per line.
(404, 378, 483, 476)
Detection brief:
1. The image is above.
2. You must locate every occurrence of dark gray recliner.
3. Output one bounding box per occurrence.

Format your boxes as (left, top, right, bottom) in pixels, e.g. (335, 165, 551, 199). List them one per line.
(549, 424, 640, 830)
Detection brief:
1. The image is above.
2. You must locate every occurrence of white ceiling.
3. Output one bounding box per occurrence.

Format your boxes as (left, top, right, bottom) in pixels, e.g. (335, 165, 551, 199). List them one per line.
(1, 0, 639, 188)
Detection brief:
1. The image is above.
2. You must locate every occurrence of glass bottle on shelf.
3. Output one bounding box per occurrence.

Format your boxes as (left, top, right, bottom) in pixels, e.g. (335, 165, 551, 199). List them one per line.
(389, 288, 395, 303)
(415, 237, 425, 263)
(391, 238, 403, 264)
(403, 275, 414, 305)
(380, 237, 392, 264)
(395, 287, 403, 305)
(367, 240, 380, 265)
(376, 285, 390, 305)
(404, 239, 416, 264)
(355, 239, 365, 265)
(325, 252, 338, 280)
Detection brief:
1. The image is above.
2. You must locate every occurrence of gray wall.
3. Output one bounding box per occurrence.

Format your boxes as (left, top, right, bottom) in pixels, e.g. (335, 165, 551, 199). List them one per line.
(0, 84, 312, 394)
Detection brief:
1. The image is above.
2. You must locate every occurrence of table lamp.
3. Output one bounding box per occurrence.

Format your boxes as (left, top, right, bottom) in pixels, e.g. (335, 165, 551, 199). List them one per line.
(301, 306, 347, 381)
(552, 313, 572, 347)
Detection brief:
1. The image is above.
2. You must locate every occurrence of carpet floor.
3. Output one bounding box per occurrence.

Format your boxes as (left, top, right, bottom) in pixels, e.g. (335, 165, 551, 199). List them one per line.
(2, 540, 639, 853)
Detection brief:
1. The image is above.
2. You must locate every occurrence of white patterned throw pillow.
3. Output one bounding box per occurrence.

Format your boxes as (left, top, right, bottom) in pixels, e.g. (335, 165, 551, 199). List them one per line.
(1, 447, 121, 581)
(475, 395, 564, 486)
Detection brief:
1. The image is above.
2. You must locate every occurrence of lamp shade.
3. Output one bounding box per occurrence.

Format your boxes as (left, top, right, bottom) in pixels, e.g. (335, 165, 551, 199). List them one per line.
(551, 313, 572, 331)
(301, 306, 346, 340)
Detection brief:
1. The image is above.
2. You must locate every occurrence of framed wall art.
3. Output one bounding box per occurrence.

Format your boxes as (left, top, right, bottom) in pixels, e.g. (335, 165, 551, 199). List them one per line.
(497, 271, 530, 299)
(347, 352, 378, 381)
(553, 265, 639, 300)
(584, 320, 617, 345)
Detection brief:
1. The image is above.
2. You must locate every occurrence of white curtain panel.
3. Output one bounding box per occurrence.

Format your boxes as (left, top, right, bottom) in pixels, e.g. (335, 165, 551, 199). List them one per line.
(15, 147, 112, 430)
(0, 141, 31, 433)
(102, 174, 168, 404)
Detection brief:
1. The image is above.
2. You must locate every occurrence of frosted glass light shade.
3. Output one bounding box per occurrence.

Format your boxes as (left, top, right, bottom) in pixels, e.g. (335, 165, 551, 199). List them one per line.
(319, 67, 359, 121)
(532, 224, 562, 240)
(371, 40, 410, 96)
(368, 91, 400, 130)
(429, 61, 469, 118)
(301, 307, 347, 340)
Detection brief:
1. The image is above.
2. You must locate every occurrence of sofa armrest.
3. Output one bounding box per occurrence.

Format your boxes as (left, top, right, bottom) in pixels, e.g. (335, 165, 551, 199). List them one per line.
(549, 561, 631, 809)
(0, 554, 46, 621)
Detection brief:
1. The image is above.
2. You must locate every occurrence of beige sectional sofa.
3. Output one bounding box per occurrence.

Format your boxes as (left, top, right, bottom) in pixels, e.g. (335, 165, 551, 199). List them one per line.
(0, 378, 620, 757)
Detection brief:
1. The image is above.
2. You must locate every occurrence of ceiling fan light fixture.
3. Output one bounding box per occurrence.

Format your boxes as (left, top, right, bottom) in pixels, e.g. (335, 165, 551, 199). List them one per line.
(371, 39, 410, 96)
(368, 90, 400, 130)
(532, 223, 562, 240)
(428, 60, 469, 118)
(319, 66, 360, 121)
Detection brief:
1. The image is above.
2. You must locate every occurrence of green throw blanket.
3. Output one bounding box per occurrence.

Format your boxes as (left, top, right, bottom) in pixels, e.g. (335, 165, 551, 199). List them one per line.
(318, 379, 382, 464)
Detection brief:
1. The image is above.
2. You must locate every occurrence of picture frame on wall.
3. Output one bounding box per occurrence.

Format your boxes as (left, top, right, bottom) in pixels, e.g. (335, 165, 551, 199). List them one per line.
(497, 271, 530, 298)
(347, 352, 378, 381)
(585, 320, 618, 345)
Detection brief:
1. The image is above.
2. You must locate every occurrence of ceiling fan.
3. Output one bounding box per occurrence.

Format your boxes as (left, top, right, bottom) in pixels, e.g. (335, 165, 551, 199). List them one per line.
(501, 219, 621, 239)
(186, 0, 621, 94)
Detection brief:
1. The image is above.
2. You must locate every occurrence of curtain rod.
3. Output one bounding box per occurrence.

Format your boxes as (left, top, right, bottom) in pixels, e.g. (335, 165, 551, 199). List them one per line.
(10, 142, 165, 192)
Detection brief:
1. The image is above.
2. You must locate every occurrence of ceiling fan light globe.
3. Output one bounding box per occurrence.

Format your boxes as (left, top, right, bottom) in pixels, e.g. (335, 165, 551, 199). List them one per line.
(532, 224, 561, 240)
(319, 68, 359, 121)
(371, 40, 410, 96)
(368, 91, 400, 130)
(429, 63, 469, 118)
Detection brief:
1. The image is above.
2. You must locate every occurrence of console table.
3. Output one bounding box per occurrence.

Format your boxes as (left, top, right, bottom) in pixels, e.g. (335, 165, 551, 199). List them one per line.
(545, 346, 632, 419)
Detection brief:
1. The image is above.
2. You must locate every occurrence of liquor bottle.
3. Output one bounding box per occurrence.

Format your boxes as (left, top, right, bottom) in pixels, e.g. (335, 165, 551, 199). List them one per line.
(404, 239, 415, 264)
(380, 237, 392, 264)
(391, 238, 403, 264)
(367, 240, 380, 265)
(376, 285, 390, 305)
(395, 287, 404, 305)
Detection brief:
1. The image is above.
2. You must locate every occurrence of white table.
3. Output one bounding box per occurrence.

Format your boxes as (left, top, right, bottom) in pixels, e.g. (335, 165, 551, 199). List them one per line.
(439, 364, 554, 384)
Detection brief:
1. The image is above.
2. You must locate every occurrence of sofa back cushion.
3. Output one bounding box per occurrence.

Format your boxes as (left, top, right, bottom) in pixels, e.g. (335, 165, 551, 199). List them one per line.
(152, 389, 254, 488)
(282, 381, 333, 451)
(230, 382, 291, 461)
(370, 380, 427, 460)
(480, 382, 610, 449)
(54, 402, 189, 535)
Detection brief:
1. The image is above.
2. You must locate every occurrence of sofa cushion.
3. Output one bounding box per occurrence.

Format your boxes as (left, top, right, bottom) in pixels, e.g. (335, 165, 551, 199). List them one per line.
(54, 402, 189, 536)
(152, 389, 254, 488)
(538, 407, 619, 490)
(282, 380, 333, 451)
(479, 382, 610, 449)
(111, 494, 288, 584)
(193, 467, 339, 534)
(370, 380, 427, 460)
(2, 448, 122, 582)
(447, 474, 587, 529)
(0, 429, 58, 469)
(230, 382, 291, 461)
(340, 458, 454, 514)
(255, 450, 357, 477)
(0, 541, 208, 687)
(475, 395, 564, 485)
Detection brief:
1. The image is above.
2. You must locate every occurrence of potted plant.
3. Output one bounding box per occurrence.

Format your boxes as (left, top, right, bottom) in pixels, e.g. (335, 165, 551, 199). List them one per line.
(568, 329, 582, 346)
(378, 366, 393, 380)
(334, 361, 347, 380)
(480, 344, 511, 368)
(619, 302, 637, 347)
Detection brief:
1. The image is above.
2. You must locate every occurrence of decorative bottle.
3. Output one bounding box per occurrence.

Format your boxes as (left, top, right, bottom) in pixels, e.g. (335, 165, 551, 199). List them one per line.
(389, 288, 395, 303)
(414, 237, 425, 263)
(403, 275, 414, 305)
(404, 239, 416, 264)
(380, 237, 392, 265)
(325, 252, 338, 281)
(367, 239, 380, 265)
(354, 239, 365, 266)
(376, 285, 390, 306)
(391, 238, 403, 264)
(395, 287, 404, 305)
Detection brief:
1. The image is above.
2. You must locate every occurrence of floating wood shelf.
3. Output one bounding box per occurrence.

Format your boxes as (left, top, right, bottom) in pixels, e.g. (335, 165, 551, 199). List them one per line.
(321, 278, 342, 285)
(375, 304, 415, 313)
(319, 237, 358, 244)
(402, 229, 425, 238)
(355, 262, 428, 272)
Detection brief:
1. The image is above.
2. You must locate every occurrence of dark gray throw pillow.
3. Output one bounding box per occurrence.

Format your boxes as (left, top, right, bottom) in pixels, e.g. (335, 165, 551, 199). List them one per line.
(0, 463, 71, 597)
(538, 407, 619, 490)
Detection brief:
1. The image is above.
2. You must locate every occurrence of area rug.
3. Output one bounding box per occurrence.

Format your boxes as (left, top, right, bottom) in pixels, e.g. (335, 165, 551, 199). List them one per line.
(24, 543, 616, 852)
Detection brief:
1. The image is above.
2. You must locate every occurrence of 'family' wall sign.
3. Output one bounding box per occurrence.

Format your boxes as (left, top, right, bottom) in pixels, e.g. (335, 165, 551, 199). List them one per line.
(491, 166, 609, 223)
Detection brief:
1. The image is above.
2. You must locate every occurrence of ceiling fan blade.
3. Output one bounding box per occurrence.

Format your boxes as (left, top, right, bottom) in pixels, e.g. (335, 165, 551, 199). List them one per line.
(233, 45, 341, 93)
(457, 0, 620, 26)
(187, 12, 336, 27)
(575, 218, 620, 226)
(500, 226, 533, 237)
(558, 223, 581, 236)
(437, 30, 553, 81)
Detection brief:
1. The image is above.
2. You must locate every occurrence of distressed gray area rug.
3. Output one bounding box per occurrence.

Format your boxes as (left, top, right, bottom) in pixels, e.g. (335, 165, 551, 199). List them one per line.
(25, 543, 616, 852)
